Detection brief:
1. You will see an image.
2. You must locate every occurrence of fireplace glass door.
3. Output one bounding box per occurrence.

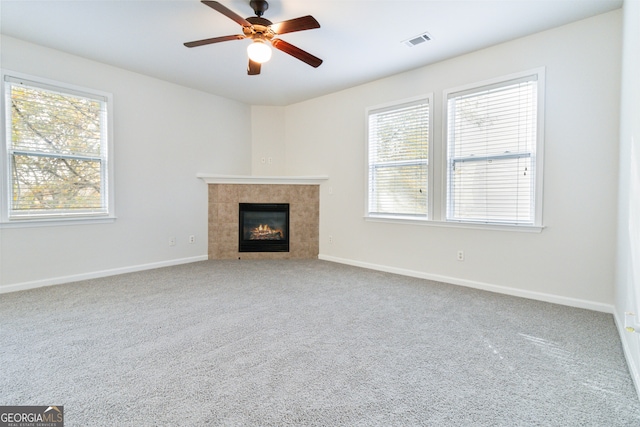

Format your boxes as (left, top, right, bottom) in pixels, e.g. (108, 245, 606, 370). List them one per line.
(239, 203, 289, 252)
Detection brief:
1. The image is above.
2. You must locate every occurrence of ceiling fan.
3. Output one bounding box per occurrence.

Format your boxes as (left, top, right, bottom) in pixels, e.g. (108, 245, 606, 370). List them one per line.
(184, 0, 323, 75)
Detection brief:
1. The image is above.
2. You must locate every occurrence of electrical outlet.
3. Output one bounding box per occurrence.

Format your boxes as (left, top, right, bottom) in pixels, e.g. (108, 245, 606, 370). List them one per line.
(189, 235, 195, 244)
(169, 237, 176, 246)
(329, 235, 333, 244)
(457, 250, 464, 261)
(625, 312, 640, 333)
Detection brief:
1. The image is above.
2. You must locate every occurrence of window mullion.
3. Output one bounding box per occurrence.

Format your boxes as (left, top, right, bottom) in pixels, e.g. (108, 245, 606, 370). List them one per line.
(10, 149, 103, 162)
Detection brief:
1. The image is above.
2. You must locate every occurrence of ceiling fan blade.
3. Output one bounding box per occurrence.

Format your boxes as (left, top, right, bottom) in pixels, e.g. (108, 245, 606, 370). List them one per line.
(247, 59, 261, 75)
(270, 15, 320, 35)
(184, 34, 245, 48)
(271, 39, 323, 68)
(202, 1, 251, 27)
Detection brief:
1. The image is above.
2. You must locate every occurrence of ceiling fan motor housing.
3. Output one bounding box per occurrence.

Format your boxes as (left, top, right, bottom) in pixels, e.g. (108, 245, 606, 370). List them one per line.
(250, 0, 269, 17)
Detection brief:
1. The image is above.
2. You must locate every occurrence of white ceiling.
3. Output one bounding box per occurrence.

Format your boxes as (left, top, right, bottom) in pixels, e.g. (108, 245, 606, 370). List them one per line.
(0, 0, 622, 106)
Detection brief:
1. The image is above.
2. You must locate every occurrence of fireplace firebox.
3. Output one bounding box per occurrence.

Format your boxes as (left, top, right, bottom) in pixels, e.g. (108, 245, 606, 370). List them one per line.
(239, 203, 290, 252)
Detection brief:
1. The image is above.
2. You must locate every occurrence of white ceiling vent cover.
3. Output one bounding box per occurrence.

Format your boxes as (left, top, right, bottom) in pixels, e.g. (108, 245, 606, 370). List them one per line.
(403, 32, 432, 47)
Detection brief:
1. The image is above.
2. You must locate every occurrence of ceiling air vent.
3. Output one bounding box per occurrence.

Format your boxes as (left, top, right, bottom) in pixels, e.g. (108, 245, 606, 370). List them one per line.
(403, 32, 432, 47)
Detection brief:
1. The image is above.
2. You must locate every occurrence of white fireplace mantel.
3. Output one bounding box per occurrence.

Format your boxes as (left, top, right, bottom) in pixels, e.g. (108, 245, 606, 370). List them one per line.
(197, 174, 329, 185)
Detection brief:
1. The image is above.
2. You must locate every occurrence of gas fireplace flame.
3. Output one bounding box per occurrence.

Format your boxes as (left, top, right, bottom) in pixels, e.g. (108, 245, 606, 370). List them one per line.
(249, 223, 284, 240)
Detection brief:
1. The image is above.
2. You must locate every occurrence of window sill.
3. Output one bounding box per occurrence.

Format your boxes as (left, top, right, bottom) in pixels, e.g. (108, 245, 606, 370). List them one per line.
(0, 216, 116, 229)
(365, 216, 544, 233)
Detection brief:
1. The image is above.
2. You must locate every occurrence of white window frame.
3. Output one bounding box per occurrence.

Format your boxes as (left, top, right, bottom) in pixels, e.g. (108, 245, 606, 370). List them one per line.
(0, 70, 115, 227)
(365, 94, 434, 221)
(442, 68, 545, 228)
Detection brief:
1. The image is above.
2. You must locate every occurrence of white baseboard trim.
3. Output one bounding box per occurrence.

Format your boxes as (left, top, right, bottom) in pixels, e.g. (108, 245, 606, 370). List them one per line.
(613, 310, 640, 400)
(3, 252, 614, 313)
(318, 254, 614, 313)
(0, 255, 209, 294)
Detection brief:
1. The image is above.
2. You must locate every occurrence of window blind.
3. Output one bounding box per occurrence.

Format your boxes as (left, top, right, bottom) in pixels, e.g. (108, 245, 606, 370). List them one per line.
(446, 76, 538, 224)
(5, 77, 109, 218)
(368, 99, 429, 217)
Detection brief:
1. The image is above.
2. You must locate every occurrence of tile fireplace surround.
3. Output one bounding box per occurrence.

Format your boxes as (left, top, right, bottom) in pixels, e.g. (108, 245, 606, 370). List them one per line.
(199, 175, 327, 260)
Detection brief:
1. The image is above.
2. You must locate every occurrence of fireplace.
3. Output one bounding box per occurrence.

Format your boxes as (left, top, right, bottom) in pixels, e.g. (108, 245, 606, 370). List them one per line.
(239, 203, 290, 252)
(205, 181, 322, 260)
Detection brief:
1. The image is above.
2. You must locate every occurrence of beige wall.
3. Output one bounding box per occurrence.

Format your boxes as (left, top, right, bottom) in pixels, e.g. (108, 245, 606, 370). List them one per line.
(252, 11, 623, 311)
(0, 36, 252, 292)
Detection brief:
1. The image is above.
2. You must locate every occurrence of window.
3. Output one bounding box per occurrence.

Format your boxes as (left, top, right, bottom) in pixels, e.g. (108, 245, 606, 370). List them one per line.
(445, 72, 542, 226)
(2, 72, 113, 222)
(365, 69, 544, 230)
(367, 96, 431, 219)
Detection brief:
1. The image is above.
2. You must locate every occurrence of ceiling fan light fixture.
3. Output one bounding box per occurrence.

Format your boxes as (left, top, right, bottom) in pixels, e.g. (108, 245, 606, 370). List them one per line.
(247, 40, 272, 63)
